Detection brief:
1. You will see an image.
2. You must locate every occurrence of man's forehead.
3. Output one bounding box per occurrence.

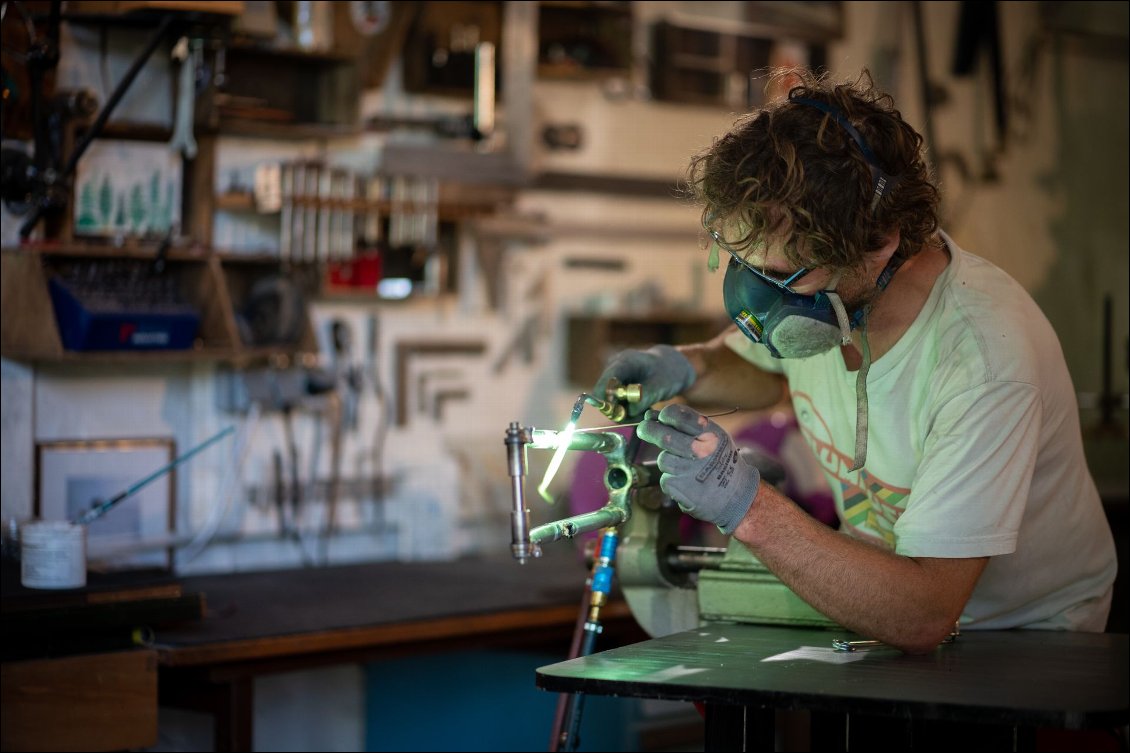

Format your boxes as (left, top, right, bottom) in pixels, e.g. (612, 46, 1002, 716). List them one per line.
(731, 234, 800, 274)
(747, 247, 800, 276)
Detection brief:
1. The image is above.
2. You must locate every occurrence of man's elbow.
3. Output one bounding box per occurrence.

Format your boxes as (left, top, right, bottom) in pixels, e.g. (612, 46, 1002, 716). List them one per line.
(894, 618, 960, 655)
(893, 556, 984, 654)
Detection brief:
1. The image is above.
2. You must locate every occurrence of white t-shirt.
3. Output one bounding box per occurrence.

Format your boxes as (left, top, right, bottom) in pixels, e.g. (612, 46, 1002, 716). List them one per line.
(725, 232, 1117, 631)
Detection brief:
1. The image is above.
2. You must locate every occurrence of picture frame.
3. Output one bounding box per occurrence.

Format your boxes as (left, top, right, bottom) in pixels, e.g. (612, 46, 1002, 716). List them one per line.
(35, 437, 177, 571)
(72, 139, 183, 240)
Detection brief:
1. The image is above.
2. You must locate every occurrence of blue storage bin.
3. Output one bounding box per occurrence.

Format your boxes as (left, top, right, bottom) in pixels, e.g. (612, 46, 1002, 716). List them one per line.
(48, 276, 201, 351)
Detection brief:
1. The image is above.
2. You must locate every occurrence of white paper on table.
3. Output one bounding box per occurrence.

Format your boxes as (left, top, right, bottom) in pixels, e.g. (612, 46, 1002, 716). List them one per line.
(761, 646, 870, 664)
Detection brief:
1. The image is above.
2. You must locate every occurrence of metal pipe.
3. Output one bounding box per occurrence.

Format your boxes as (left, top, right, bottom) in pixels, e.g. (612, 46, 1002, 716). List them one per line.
(528, 429, 621, 454)
(665, 545, 728, 573)
(506, 422, 540, 563)
(530, 503, 630, 545)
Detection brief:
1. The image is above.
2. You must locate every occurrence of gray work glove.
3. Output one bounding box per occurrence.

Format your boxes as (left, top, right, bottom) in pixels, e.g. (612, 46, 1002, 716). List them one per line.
(637, 404, 761, 535)
(593, 345, 697, 420)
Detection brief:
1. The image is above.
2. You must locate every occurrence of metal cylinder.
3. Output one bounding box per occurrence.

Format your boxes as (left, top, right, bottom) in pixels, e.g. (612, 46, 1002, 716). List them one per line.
(506, 422, 539, 562)
(605, 379, 642, 405)
(665, 545, 727, 573)
(596, 400, 626, 422)
(530, 504, 630, 545)
(528, 429, 621, 454)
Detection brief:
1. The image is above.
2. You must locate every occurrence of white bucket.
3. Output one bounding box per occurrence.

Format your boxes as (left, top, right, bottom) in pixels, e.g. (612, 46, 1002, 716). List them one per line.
(20, 521, 87, 589)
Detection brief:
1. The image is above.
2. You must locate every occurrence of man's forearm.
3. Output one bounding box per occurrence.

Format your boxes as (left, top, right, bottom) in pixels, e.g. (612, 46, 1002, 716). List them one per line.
(678, 331, 785, 411)
(732, 483, 986, 653)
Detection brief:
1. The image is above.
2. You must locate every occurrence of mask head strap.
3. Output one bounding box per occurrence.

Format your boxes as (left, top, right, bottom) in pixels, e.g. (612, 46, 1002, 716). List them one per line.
(788, 93, 898, 214)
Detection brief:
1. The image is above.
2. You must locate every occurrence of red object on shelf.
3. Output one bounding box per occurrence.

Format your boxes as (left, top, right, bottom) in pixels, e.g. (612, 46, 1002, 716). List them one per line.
(327, 251, 382, 288)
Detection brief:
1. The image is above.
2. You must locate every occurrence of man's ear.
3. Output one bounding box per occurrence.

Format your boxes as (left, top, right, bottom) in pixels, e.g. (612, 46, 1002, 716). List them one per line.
(868, 228, 901, 274)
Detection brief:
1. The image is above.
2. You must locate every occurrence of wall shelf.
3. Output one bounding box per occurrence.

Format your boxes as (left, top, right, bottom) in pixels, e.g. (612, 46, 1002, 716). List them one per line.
(7, 241, 211, 262)
(212, 119, 362, 141)
(223, 42, 357, 66)
(649, 20, 828, 110)
(207, 39, 360, 133)
(0, 245, 317, 365)
(536, 1, 633, 81)
(213, 189, 513, 221)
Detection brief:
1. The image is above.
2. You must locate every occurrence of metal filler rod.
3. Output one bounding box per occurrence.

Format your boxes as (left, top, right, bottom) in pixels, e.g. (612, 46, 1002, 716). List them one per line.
(73, 426, 235, 527)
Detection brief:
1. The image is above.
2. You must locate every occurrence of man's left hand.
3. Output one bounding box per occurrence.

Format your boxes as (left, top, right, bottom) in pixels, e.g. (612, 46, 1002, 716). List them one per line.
(637, 404, 761, 534)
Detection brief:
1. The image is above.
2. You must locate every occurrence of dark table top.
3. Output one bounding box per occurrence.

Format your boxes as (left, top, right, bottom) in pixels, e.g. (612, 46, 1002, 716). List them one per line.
(536, 622, 1129, 729)
(151, 549, 638, 667)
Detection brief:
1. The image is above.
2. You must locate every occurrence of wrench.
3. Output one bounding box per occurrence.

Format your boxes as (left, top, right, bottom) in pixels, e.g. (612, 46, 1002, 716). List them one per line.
(170, 37, 198, 159)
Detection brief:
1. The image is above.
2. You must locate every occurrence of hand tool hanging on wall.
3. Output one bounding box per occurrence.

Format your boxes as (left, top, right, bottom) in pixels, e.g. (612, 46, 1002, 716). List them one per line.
(331, 318, 361, 432)
(393, 340, 486, 427)
(910, 2, 941, 178)
(363, 176, 383, 247)
(273, 448, 287, 537)
(289, 162, 305, 261)
(366, 313, 390, 508)
(282, 405, 302, 539)
(338, 169, 357, 260)
(280, 163, 293, 261)
(952, 0, 1007, 153)
(416, 368, 462, 416)
(170, 36, 198, 159)
(319, 390, 344, 565)
(318, 163, 332, 262)
(1092, 294, 1126, 438)
(304, 161, 319, 263)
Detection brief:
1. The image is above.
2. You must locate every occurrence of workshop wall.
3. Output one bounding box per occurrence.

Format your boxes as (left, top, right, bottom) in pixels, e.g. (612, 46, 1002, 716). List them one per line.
(4, 1, 1124, 570)
(849, 1, 1129, 495)
(2, 2, 1126, 752)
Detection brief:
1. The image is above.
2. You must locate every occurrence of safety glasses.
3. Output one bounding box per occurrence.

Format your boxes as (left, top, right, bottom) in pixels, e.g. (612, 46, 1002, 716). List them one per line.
(705, 224, 811, 292)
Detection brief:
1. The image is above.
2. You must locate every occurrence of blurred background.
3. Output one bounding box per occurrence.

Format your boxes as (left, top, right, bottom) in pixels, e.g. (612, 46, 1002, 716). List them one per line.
(1, 2, 1126, 750)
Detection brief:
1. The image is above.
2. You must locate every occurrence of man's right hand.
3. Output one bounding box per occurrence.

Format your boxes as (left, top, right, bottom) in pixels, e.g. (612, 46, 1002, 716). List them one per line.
(593, 345, 697, 420)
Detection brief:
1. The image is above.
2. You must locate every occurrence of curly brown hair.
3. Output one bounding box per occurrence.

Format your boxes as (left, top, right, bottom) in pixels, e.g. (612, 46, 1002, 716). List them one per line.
(687, 68, 940, 271)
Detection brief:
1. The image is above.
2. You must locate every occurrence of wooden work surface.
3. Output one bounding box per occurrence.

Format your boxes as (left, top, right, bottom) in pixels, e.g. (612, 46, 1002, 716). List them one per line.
(153, 550, 637, 668)
(536, 622, 1130, 731)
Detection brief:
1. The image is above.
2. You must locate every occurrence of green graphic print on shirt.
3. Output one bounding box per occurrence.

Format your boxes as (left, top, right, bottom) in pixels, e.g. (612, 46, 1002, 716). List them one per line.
(791, 391, 910, 549)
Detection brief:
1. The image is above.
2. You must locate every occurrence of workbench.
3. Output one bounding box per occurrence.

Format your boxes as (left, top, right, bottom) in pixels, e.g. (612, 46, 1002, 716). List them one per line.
(2, 548, 642, 752)
(152, 550, 645, 751)
(536, 621, 1129, 751)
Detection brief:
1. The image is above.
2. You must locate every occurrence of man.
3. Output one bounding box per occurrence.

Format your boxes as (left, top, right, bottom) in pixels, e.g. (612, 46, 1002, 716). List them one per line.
(594, 69, 1117, 654)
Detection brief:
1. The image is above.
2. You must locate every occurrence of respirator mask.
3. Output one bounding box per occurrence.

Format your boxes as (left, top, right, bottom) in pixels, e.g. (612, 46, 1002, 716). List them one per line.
(723, 253, 846, 359)
(718, 241, 904, 359)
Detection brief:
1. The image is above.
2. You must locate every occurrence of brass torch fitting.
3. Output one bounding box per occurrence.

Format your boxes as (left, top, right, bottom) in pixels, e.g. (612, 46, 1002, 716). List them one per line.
(595, 398, 627, 422)
(605, 378, 642, 405)
(595, 379, 642, 422)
